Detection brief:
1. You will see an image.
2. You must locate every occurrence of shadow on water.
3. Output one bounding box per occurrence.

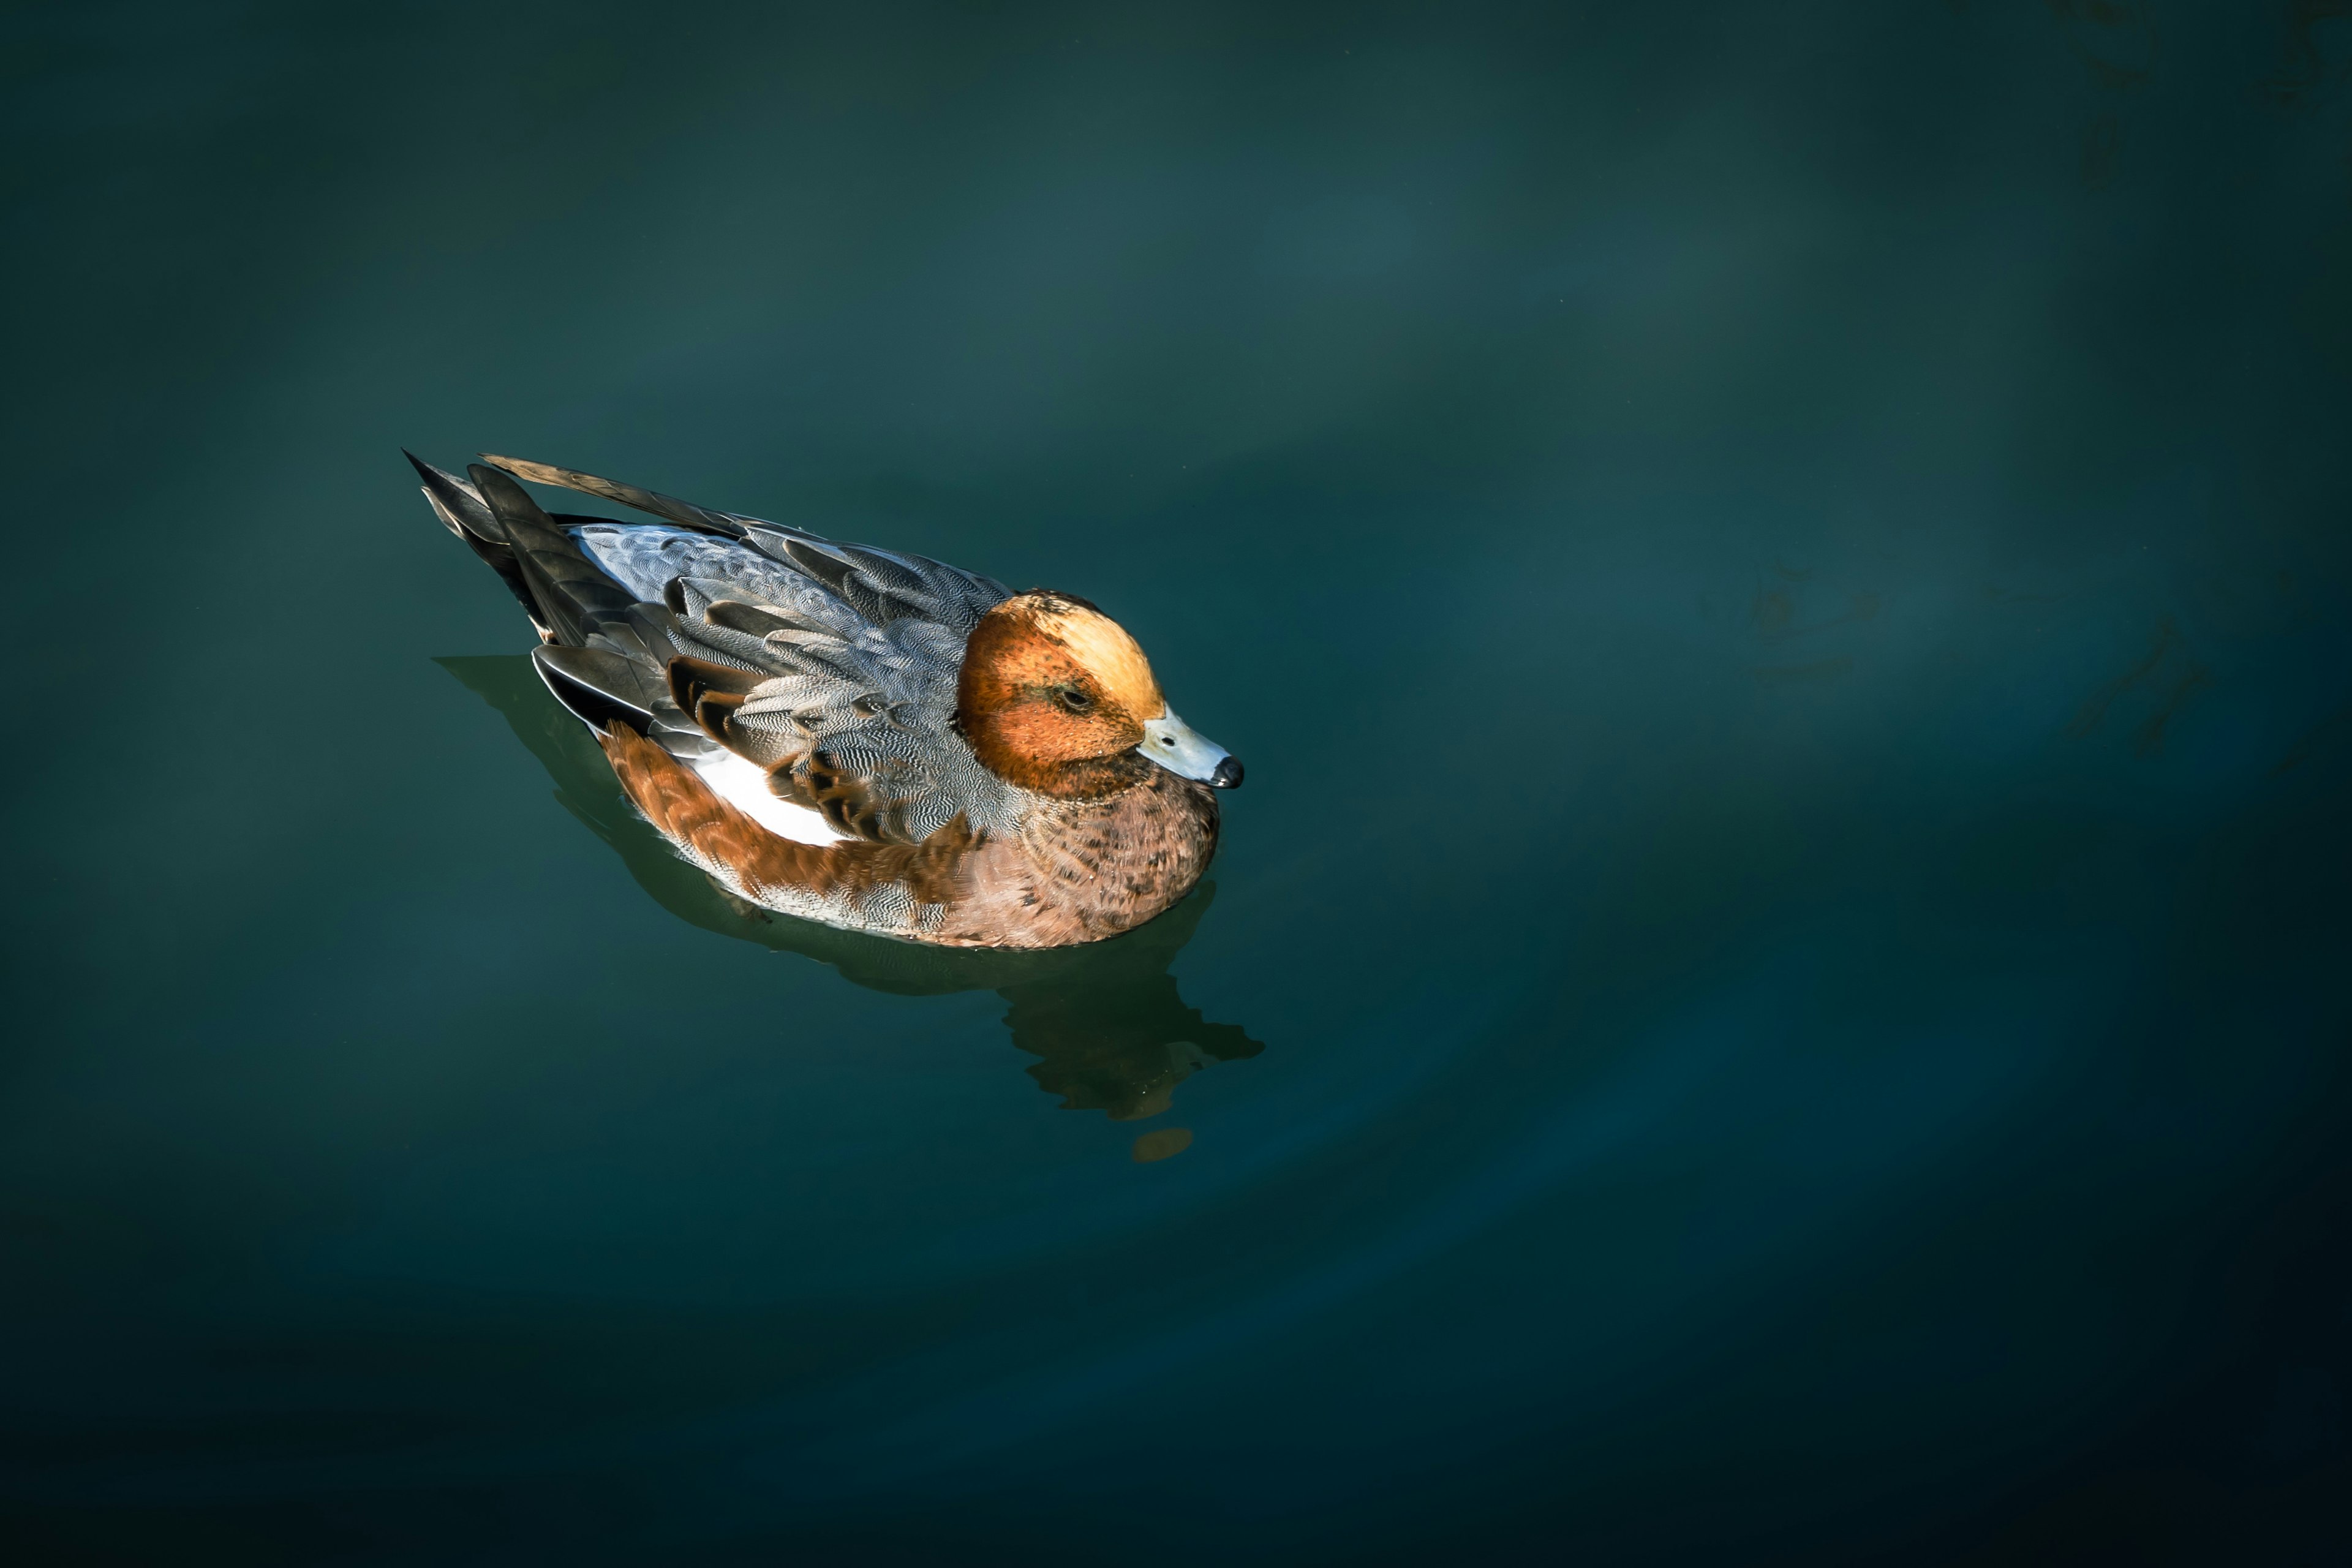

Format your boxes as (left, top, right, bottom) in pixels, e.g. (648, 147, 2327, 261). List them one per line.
(439, 655, 1265, 1123)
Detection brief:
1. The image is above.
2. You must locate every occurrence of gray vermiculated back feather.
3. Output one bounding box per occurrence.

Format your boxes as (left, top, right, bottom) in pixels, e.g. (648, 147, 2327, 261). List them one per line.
(422, 453, 1022, 845)
(576, 526, 843, 620)
(571, 520, 1023, 841)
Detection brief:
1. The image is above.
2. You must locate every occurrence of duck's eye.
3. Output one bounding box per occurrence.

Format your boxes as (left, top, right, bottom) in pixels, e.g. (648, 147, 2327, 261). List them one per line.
(1053, 685, 1095, 714)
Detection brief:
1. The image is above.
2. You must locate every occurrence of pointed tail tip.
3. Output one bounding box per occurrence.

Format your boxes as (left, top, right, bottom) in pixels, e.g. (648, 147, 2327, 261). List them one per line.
(404, 447, 464, 487)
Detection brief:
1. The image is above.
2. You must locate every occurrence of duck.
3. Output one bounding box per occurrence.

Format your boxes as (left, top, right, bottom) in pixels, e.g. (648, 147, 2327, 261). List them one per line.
(409, 451, 1243, 949)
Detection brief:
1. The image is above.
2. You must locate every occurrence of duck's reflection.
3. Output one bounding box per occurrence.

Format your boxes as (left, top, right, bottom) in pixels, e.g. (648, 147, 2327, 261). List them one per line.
(440, 655, 1264, 1121)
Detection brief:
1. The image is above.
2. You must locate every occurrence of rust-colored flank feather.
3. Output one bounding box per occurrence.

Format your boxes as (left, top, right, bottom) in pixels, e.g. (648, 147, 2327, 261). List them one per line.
(412, 452, 1239, 948)
(598, 723, 978, 908)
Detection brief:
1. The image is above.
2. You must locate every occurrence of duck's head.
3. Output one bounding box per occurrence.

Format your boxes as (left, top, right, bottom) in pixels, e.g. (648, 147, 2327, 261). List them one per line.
(956, 591, 1242, 799)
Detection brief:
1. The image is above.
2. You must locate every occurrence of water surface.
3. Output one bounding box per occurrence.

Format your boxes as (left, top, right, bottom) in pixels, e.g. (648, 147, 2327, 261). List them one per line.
(6, 2, 2352, 1562)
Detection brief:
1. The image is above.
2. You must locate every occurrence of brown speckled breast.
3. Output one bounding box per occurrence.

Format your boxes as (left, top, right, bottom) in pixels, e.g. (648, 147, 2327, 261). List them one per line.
(981, 766, 1222, 946)
(599, 723, 1219, 949)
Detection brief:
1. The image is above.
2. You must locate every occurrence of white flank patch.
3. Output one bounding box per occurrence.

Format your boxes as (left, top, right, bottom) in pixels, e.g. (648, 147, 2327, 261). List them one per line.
(690, 752, 850, 846)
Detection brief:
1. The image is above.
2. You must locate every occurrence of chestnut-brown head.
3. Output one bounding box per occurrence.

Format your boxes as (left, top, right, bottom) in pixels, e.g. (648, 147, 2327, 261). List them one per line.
(956, 591, 1242, 797)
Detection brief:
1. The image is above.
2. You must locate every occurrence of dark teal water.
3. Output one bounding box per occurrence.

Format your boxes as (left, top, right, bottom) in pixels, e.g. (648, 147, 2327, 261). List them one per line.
(7, 3, 2352, 1562)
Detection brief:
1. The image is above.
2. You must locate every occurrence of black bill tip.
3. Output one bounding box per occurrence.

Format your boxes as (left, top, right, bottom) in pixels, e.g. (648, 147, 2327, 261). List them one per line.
(1210, 756, 1245, 789)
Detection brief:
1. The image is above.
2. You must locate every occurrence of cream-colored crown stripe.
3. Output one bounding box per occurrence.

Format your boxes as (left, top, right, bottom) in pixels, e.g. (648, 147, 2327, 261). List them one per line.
(1028, 603, 1166, 720)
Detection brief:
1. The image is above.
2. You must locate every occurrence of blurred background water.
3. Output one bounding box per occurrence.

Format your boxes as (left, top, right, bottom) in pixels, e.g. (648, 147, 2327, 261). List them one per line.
(6, 1, 2352, 1562)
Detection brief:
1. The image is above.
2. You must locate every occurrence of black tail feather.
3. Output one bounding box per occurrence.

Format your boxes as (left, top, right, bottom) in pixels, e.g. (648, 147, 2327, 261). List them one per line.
(406, 450, 545, 625)
(404, 450, 507, 542)
(469, 463, 640, 647)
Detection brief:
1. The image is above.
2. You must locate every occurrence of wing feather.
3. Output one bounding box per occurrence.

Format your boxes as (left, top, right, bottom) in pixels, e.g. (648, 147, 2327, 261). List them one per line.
(423, 452, 1021, 846)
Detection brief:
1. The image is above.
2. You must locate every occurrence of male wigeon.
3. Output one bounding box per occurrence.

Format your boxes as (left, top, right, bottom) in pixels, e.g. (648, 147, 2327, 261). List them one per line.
(411, 453, 1242, 948)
